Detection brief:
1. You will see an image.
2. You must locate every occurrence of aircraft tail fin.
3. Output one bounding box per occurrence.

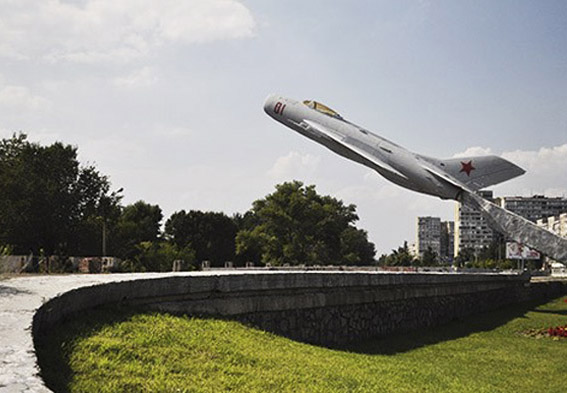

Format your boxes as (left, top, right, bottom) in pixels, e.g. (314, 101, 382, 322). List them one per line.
(422, 155, 525, 191)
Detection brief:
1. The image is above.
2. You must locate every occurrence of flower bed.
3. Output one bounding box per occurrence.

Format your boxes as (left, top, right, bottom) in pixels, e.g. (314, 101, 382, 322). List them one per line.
(547, 326, 567, 338)
(522, 299, 567, 338)
(523, 323, 567, 339)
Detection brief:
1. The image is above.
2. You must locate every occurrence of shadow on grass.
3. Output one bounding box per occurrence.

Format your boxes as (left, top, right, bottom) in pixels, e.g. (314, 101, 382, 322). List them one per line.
(340, 300, 546, 355)
(35, 298, 558, 392)
(531, 308, 567, 316)
(35, 305, 141, 393)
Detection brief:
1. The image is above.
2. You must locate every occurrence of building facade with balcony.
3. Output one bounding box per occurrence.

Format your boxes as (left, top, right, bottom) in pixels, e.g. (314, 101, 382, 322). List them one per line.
(454, 190, 496, 257)
(416, 216, 441, 259)
(496, 195, 567, 223)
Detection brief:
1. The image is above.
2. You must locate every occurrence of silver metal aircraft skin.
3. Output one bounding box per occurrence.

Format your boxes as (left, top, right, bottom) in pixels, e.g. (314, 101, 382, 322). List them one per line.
(263, 94, 567, 262)
(263, 94, 525, 201)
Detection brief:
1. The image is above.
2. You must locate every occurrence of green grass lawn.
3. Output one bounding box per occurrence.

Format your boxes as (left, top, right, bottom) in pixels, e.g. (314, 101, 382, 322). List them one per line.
(38, 297, 567, 393)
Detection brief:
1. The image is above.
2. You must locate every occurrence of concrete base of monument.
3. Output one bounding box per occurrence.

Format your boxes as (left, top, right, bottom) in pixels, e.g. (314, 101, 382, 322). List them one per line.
(1, 271, 566, 392)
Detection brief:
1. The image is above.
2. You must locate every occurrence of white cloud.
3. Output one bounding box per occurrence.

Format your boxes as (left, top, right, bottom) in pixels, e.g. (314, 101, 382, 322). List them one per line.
(452, 146, 493, 158)
(113, 67, 158, 88)
(267, 151, 321, 182)
(157, 1, 256, 43)
(0, 0, 256, 64)
(0, 85, 51, 111)
(502, 144, 567, 173)
(334, 172, 402, 203)
(498, 144, 567, 197)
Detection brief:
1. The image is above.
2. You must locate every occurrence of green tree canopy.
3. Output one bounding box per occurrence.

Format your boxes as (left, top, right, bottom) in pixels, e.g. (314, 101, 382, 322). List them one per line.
(164, 210, 237, 266)
(112, 201, 163, 260)
(378, 241, 417, 266)
(120, 241, 196, 273)
(420, 246, 439, 266)
(0, 133, 120, 255)
(235, 181, 375, 266)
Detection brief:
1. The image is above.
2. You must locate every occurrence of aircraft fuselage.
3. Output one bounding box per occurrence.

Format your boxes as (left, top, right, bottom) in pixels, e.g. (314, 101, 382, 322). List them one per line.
(264, 95, 462, 200)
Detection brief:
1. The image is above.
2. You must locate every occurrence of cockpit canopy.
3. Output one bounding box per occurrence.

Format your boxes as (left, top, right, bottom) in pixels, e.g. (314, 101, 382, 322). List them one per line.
(303, 100, 343, 120)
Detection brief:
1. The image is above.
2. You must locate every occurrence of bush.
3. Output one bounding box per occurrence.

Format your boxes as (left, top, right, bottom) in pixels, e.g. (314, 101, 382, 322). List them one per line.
(120, 241, 197, 272)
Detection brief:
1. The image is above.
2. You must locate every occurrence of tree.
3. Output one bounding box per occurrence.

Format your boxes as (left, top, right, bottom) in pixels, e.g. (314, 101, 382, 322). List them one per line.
(0, 133, 120, 256)
(120, 241, 196, 272)
(235, 181, 375, 266)
(378, 241, 416, 266)
(340, 226, 376, 265)
(112, 201, 163, 260)
(164, 210, 237, 266)
(454, 247, 476, 267)
(477, 237, 506, 262)
(232, 211, 259, 232)
(421, 247, 439, 266)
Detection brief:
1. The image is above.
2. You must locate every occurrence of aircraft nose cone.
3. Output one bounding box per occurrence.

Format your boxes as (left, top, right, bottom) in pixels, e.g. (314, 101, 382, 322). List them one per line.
(263, 94, 279, 116)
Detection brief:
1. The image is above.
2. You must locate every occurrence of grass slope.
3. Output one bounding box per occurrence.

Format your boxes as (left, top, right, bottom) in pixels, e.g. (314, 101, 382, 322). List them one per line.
(38, 297, 567, 393)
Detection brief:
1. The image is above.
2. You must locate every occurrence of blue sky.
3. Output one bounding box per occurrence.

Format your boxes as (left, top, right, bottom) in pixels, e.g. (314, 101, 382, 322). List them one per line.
(0, 0, 566, 254)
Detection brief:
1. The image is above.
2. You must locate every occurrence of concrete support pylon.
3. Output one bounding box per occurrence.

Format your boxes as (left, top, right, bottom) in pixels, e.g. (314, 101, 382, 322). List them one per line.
(460, 190, 567, 263)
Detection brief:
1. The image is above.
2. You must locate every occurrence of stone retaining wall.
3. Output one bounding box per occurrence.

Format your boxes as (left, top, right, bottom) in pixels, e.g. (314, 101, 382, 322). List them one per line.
(33, 272, 567, 347)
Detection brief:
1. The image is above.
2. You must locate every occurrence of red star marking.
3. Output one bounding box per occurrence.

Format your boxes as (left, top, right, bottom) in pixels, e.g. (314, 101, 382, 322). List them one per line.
(460, 160, 475, 176)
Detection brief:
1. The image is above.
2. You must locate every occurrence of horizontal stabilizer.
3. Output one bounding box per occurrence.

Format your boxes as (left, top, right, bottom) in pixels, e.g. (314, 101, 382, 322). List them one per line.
(421, 155, 525, 191)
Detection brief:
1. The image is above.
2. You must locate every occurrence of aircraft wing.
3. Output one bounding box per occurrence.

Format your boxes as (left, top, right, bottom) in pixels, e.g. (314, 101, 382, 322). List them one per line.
(419, 155, 525, 191)
(303, 120, 408, 180)
(419, 163, 467, 191)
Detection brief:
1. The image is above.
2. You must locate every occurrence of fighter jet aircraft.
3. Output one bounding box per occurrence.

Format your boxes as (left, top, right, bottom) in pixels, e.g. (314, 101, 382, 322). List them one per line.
(263, 94, 567, 263)
(263, 94, 525, 201)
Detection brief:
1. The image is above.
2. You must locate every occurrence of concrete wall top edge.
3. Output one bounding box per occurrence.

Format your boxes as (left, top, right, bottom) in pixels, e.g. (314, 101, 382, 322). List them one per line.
(51, 271, 529, 299)
(71, 271, 527, 297)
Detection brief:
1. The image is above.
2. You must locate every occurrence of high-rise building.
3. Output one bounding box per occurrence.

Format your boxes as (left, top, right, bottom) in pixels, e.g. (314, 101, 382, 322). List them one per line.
(408, 242, 419, 258)
(416, 217, 455, 262)
(440, 221, 455, 263)
(416, 216, 441, 259)
(495, 195, 567, 223)
(454, 190, 496, 256)
(537, 213, 567, 238)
